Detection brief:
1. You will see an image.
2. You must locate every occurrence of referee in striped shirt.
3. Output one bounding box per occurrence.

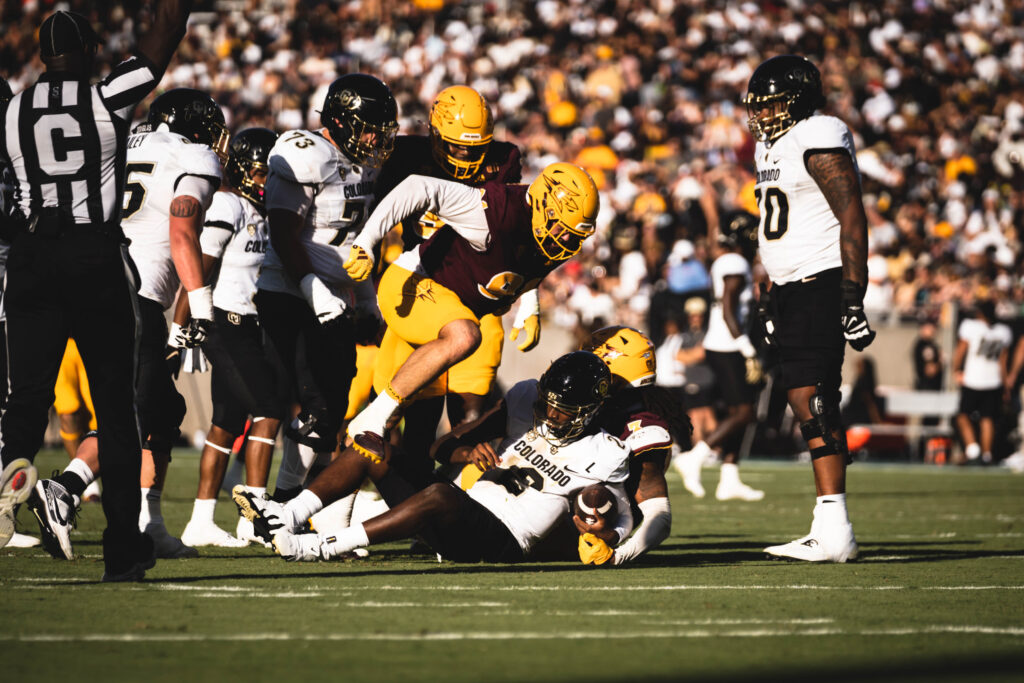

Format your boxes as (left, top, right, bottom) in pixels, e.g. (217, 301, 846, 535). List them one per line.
(0, 3, 192, 580)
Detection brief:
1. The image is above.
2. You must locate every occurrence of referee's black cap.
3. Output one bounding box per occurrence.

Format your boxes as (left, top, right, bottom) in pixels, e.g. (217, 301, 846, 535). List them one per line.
(39, 10, 101, 58)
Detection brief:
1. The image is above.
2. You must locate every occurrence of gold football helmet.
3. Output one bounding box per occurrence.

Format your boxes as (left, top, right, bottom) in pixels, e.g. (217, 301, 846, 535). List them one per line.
(582, 326, 657, 388)
(429, 85, 494, 180)
(527, 162, 599, 261)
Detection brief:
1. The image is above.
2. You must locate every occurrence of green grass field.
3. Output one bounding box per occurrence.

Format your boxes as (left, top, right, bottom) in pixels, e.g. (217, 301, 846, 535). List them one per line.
(3, 450, 1023, 683)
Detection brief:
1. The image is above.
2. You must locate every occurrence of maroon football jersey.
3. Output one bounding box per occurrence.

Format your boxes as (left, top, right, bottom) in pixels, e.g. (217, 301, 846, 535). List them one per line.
(418, 182, 554, 318)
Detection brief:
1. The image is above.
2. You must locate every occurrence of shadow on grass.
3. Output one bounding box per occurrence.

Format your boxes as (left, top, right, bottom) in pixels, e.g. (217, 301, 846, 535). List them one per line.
(602, 651, 1024, 683)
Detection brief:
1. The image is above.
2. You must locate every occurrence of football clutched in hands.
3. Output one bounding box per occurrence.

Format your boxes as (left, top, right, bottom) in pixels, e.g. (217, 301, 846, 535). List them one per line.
(573, 484, 616, 526)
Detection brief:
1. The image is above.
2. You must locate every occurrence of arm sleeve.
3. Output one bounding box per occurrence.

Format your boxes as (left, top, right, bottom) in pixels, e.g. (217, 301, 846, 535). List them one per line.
(612, 496, 671, 565)
(200, 195, 236, 258)
(354, 175, 489, 253)
(174, 175, 219, 211)
(98, 55, 159, 121)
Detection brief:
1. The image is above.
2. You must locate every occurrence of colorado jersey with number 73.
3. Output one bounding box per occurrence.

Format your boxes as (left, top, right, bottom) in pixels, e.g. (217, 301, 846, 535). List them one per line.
(257, 128, 379, 298)
(466, 379, 633, 553)
(121, 128, 222, 309)
(754, 115, 859, 284)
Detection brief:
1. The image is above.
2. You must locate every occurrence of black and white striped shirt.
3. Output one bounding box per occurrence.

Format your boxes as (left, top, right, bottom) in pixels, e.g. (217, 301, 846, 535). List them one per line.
(1, 55, 157, 227)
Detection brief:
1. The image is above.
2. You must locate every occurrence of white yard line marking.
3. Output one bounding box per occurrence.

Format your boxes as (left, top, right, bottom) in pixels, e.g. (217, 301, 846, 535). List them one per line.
(2, 625, 1021, 643)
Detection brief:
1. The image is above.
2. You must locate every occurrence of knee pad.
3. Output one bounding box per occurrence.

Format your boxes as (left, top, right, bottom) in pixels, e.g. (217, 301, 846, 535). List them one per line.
(284, 411, 337, 452)
(143, 432, 177, 454)
(803, 383, 850, 463)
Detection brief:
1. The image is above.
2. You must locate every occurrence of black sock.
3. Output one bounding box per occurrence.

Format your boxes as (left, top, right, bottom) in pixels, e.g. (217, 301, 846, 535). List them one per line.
(272, 485, 301, 503)
(55, 471, 88, 499)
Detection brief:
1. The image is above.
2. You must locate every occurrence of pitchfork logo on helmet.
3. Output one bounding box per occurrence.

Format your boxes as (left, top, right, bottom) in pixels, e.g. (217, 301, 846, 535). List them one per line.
(583, 326, 657, 389)
(320, 74, 399, 168)
(533, 351, 611, 446)
(430, 85, 494, 181)
(527, 162, 599, 262)
(743, 55, 826, 145)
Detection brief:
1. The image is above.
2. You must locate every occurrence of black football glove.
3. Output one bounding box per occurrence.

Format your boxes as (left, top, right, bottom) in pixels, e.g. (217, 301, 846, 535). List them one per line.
(165, 345, 183, 380)
(181, 318, 212, 349)
(755, 282, 778, 347)
(840, 279, 876, 351)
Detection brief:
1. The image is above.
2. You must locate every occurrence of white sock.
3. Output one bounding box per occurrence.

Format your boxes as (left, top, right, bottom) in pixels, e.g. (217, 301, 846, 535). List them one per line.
(310, 493, 357, 535)
(719, 462, 740, 486)
(64, 458, 96, 488)
(139, 488, 163, 530)
(243, 485, 266, 498)
(689, 440, 712, 460)
(274, 429, 318, 491)
(965, 443, 981, 460)
(815, 493, 850, 525)
(354, 392, 401, 435)
(284, 489, 324, 531)
(321, 523, 369, 558)
(190, 498, 217, 525)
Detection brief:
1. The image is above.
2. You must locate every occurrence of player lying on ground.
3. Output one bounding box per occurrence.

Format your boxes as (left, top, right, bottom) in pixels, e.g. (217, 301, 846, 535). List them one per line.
(234, 352, 634, 564)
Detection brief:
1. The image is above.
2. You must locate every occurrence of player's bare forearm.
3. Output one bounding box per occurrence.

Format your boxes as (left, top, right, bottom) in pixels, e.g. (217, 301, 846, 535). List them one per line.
(267, 208, 314, 286)
(169, 196, 205, 292)
(632, 459, 669, 505)
(171, 286, 189, 325)
(430, 399, 508, 464)
(138, 0, 194, 75)
(722, 275, 744, 339)
(952, 339, 968, 375)
(806, 150, 868, 286)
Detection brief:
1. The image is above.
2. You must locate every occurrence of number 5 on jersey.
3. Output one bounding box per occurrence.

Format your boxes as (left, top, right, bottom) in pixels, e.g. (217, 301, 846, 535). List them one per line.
(754, 187, 789, 240)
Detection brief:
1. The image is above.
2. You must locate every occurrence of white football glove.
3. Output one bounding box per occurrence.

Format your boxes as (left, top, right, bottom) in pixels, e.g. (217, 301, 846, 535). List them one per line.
(300, 273, 348, 325)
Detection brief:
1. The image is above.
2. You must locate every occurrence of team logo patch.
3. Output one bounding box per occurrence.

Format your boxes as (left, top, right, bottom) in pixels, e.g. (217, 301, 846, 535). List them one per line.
(247, 223, 256, 236)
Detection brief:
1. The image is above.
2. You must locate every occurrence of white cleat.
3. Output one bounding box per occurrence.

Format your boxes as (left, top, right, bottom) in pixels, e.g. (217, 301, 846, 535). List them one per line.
(7, 532, 40, 548)
(231, 485, 288, 543)
(273, 530, 325, 562)
(236, 515, 271, 548)
(764, 525, 859, 563)
(28, 479, 79, 559)
(144, 523, 200, 559)
(0, 458, 38, 549)
(672, 449, 705, 498)
(181, 520, 249, 548)
(715, 480, 765, 502)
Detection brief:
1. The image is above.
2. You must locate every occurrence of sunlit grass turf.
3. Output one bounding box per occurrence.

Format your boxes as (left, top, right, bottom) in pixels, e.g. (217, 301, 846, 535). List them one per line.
(2, 450, 1023, 683)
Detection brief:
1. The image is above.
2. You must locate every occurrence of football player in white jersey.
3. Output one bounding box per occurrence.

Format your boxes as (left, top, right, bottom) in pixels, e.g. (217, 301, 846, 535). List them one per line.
(953, 299, 1012, 464)
(259, 352, 632, 563)
(175, 128, 280, 547)
(118, 88, 225, 559)
(743, 56, 874, 562)
(672, 211, 764, 502)
(253, 74, 396, 521)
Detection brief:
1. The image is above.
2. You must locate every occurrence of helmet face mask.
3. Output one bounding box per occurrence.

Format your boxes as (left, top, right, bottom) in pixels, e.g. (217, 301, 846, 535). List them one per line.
(226, 128, 277, 207)
(582, 326, 657, 389)
(148, 88, 229, 160)
(321, 74, 399, 168)
(743, 55, 825, 144)
(532, 351, 611, 446)
(429, 85, 494, 180)
(527, 163, 599, 262)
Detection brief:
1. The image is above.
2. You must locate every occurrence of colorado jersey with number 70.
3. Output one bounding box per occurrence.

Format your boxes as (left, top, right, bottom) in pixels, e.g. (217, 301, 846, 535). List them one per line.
(257, 128, 379, 299)
(754, 115, 859, 285)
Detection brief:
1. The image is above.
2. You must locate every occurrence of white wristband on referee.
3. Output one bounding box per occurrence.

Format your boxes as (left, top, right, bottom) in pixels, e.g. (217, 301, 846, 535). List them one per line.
(736, 335, 757, 359)
(187, 285, 215, 321)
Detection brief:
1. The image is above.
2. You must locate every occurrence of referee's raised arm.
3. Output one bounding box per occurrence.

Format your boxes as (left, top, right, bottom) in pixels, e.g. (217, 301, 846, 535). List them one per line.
(137, 0, 194, 78)
(0, 5, 193, 581)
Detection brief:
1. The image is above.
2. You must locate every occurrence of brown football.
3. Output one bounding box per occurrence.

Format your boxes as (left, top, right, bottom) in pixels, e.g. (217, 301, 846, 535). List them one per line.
(573, 484, 617, 525)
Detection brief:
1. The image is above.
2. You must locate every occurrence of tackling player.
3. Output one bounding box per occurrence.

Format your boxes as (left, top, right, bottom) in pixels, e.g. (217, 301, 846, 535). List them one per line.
(672, 212, 765, 502)
(744, 55, 874, 562)
(254, 74, 396, 518)
(233, 162, 599, 542)
(258, 352, 633, 563)
(178, 128, 279, 548)
(373, 85, 528, 482)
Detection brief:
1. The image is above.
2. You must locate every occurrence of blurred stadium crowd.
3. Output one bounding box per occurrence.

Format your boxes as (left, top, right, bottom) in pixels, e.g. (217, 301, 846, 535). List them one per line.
(3, 0, 1023, 339)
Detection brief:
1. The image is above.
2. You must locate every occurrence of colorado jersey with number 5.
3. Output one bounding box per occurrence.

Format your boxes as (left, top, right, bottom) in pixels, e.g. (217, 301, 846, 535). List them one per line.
(122, 129, 222, 309)
(258, 129, 378, 298)
(466, 379, 632, 553)
(754, 115, 858, 284)
(200, 191, 268, 316)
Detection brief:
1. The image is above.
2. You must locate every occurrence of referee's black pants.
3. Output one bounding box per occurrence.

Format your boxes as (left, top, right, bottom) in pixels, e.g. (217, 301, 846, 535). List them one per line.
(1, 230, 142, 543)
